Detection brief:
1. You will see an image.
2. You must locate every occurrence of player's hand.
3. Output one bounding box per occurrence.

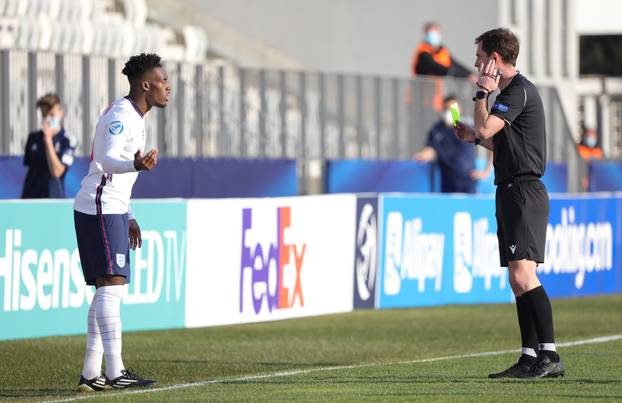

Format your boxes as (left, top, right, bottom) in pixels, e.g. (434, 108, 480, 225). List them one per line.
(41, 120, 54, 141)
(133, 148, 158, 171)
(129, 219, 142, 250)
(454, 121, 478, 143)
(477, 58, 501, 93)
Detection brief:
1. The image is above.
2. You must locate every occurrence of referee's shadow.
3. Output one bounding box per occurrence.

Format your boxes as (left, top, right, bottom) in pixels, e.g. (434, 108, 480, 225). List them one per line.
(236, 373, 620, 386)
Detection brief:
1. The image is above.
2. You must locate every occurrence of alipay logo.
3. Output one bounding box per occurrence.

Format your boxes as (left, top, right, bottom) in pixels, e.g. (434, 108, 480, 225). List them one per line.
(383, 212, 445, 296)
(453, 212, 504, 294)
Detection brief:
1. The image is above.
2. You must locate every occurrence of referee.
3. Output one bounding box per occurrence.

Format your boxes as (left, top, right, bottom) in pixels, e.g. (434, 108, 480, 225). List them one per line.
(455, 28, 564, 378)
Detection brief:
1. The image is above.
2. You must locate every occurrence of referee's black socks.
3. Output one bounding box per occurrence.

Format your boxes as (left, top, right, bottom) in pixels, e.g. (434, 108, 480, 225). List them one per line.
(522, 285, 560, 362)
(515, 293, 539, 365)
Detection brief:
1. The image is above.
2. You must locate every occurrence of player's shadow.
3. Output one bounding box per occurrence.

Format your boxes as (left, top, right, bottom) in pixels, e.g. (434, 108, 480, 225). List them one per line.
(0, 388, 74, 399)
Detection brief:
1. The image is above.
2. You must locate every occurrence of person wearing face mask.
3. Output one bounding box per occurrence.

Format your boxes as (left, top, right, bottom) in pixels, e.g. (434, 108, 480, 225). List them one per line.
(21, 93, 76, 198)
(410, 22, 476, 112)
(577, 126, 603, 190)
(577, 126, 603, 160)
(413, 96, 490, 193)
(412, 22, 473, 78)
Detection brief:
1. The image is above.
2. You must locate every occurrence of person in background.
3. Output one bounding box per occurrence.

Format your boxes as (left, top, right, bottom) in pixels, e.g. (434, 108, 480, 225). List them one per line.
(412, 22, 474, 78)
(577, 126, 603, 160)
(413, 96, 491, 193)
(21, 93, 76, 198)
(577, 126, 603, 190)
(411, 22, 476, 112)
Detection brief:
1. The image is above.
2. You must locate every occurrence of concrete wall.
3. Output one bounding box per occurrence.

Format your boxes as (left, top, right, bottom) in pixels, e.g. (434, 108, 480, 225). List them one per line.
(575, 0, 622, 34)
(183, 0, 499, 77)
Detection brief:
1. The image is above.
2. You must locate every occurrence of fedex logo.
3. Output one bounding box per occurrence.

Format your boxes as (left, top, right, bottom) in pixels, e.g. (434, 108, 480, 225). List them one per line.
(239, 207, 306, 314)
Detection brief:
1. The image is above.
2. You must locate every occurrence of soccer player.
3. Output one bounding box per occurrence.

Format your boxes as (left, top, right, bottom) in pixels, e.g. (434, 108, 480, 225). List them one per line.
(73, 53, 170, 391)
(455, 29, 565, 378)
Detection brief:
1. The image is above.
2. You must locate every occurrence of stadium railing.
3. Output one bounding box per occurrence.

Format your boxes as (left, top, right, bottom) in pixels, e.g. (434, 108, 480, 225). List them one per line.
(0, 49, 583, 191)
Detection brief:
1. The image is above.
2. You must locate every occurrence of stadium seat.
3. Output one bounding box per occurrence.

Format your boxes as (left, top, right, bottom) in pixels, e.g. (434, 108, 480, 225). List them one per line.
(0, 17, 18, 48)
(0, 0, 207, 62)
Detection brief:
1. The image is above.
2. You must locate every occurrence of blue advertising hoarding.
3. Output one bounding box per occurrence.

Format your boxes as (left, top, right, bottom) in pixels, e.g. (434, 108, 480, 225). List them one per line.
(538, 194, 622, 298)
(589, 161, 622, 191)
(377, 194, 511, 308)
(475, 160, 568, 194)
(0, 156, 297, 199)
(326, 159, 432, 193)
(0, 156, 89, 199)
(134, 157, 298, 198)
(376, 193, 622, 309)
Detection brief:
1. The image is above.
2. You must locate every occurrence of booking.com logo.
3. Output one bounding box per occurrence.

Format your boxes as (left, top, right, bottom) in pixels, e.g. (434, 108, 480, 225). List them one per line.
(239, 207, 306, 314)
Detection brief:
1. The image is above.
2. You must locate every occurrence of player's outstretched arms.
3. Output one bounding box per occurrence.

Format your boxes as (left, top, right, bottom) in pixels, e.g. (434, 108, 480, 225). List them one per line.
(133, 148, 158, 171)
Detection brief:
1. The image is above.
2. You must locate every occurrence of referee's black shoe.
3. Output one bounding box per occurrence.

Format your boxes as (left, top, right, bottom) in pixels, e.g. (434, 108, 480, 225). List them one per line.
(488, 355, 534, 379)
(527, 354, 565, 378)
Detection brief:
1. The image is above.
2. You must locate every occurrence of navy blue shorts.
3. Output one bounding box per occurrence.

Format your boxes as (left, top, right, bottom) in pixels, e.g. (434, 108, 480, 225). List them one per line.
(74, 210, 131, 286)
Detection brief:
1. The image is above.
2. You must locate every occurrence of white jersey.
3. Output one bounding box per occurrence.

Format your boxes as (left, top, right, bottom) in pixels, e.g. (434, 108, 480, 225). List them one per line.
(74, 97, 146, 218)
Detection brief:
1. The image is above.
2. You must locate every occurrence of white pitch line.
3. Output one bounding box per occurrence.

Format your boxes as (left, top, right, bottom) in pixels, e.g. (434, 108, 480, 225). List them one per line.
(44, 334, 622, 403)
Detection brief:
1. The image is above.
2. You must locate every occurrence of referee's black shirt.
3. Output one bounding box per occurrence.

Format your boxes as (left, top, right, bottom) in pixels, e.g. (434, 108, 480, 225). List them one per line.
(489, 73, 546, 185)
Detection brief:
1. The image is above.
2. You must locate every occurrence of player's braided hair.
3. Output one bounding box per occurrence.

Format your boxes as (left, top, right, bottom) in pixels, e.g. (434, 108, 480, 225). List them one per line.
(122, 53, 162, 80)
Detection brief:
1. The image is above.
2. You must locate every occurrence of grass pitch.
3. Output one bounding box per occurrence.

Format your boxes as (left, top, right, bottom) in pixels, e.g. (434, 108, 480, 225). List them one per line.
(1, 294, 621, 402)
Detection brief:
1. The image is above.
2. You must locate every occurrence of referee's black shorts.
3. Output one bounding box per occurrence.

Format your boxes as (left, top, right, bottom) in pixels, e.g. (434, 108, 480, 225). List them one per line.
(495, 176, 549, 267)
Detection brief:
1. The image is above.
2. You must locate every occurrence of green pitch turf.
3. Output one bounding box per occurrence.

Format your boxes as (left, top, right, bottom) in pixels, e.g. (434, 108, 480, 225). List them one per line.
(1, 294, 621, 402)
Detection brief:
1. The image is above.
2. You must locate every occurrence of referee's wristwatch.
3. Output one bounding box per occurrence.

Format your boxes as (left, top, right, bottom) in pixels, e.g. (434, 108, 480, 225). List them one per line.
(472, 90, 489, 101)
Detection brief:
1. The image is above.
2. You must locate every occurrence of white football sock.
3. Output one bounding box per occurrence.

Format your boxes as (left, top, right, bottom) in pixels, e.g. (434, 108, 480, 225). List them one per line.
(95, 285, 125, 380)
(539, 343, 557, 352)
(81, 295, 104, 380)
(521, 347, 538, 358)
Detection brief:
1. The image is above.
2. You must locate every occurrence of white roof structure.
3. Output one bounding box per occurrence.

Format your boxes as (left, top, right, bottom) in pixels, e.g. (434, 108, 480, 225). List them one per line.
(0, 0, 208, 62)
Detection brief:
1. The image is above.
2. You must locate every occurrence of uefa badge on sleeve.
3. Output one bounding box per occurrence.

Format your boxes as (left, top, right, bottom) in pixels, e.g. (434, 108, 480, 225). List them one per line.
(108, 120, 124, 135)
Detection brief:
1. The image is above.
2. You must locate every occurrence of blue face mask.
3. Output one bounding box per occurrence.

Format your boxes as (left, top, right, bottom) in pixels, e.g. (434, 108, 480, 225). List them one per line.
(425, 30, 442, 47)
(584, 136, 597, 148)
(48, 117, 61, 129)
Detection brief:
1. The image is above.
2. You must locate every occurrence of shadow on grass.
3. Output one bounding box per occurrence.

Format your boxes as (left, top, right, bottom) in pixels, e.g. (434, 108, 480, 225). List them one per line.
(0, 388, 75, 399)
(221, 373, 622, 387)
(215, 375, 622, 400)
(142, 359, 343, 368)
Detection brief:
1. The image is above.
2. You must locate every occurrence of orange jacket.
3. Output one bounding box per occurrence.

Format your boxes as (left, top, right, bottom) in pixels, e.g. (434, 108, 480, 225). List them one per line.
(412, 43, 452, 76)
(577, 144, 603, 160)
